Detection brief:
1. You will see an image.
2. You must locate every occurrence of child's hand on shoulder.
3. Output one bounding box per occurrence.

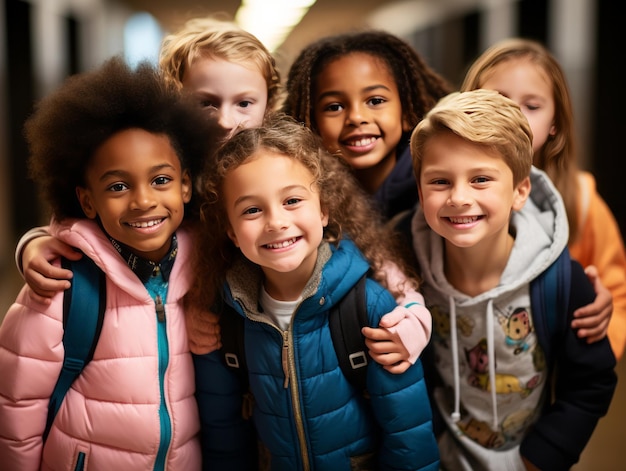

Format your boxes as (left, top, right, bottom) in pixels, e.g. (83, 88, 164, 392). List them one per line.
(362, 325, 411, 373)
(23, 236, 79, 304)
(571, 265, 612, 343)
(185, 307, 221, 354)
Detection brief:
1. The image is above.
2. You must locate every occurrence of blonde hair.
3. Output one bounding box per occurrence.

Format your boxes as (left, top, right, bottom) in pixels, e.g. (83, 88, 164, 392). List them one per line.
(159, 17, 282, 112)
(461, 37, 579, 243)
(411, 89, 533, 185)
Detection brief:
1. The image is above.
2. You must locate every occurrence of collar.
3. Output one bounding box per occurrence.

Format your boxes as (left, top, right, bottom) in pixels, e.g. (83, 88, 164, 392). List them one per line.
(109, 233, 178, 283)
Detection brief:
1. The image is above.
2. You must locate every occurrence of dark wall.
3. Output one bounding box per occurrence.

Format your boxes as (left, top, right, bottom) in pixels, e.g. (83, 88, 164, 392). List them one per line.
(594, 2, 626, 236)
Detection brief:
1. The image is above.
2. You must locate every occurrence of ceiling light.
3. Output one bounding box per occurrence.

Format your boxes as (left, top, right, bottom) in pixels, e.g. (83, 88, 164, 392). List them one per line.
(235, 0, 316, 52)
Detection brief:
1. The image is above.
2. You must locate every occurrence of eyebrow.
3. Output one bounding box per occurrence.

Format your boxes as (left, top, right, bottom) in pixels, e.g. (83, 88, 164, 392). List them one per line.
(316, 84, 392, 102)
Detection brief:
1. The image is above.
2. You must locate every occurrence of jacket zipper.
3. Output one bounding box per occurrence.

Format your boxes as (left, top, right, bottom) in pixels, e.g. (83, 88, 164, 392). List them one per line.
(284, 327, 310, 471)
(154, 294, 172, 471)
(243, 301, 311, 470)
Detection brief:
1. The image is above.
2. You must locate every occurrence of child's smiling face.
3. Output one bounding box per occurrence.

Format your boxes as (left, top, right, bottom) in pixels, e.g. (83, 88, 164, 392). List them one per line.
(223, 151, 329, 299)
(313, 52, 409, 191)
(76, 128, 191, 262)
(418, 131, 530, 252)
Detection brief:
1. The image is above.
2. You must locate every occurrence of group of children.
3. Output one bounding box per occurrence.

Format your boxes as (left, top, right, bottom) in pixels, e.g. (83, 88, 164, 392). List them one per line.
(0, 12, 623, 471)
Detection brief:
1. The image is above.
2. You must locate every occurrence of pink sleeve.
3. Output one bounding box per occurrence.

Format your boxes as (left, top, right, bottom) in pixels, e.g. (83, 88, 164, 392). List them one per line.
(380, 261, 432, 364)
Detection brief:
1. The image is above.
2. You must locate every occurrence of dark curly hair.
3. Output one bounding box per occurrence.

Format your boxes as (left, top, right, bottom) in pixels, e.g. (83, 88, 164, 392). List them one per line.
(282, 30, 452, 132)
(186, 114, 419, 310)
(25, 56, 219, 221)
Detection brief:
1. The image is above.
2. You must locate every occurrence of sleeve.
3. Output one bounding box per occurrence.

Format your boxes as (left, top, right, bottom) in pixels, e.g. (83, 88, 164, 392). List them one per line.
(14, 226, 51, 276)
(380, 260, 432, 363)
(193, 351, 258, 471)
(520, 260, 617, 471)
(364, 280, 440, 471)
(575, 183, 626, 360)
(0, 287, 64, 470)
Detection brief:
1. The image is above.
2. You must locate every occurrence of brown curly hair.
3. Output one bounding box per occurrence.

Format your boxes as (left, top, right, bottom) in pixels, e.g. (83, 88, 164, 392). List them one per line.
(282, 30, 452, 132)
(187, 114, 418, 310)
(25, 56, 218, 221)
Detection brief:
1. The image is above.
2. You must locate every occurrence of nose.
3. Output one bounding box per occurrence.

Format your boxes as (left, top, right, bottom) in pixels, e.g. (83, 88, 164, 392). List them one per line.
(447, 183, 472, 207)
(218, 107, 237, 132)
(345, 103, 369, 126)
(265, 207, 289, 231)
(130, 185, 157, 211)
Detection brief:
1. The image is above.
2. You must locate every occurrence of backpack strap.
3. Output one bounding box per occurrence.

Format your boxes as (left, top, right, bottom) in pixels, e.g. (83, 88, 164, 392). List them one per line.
(219, 300, 249, 391)
(328, 274, 369, 393)
(44, 255, 105, 442)
(219, 274, 370, 394)
(530, 248, 571, 364)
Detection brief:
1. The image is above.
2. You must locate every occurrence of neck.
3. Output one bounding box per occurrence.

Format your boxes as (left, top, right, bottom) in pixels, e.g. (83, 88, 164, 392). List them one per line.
(353, 153, 396, 194)
(443, 232, 514, 297)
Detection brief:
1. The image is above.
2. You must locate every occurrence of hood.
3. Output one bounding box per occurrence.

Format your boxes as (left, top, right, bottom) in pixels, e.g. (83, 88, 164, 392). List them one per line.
(225, 239, 370, 323)
(50, 218, 193, 304)
(411, 166, 568, 429)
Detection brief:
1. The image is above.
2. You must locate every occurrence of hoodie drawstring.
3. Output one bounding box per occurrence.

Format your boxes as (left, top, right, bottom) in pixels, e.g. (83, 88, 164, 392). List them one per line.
(449, 296, 461, 423)
(486, 299, 498, 429)
(449, 297, 499, 429)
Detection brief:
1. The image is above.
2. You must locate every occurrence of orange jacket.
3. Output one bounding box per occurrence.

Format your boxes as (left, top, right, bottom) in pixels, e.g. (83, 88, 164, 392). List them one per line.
(569, 171, 626, 360)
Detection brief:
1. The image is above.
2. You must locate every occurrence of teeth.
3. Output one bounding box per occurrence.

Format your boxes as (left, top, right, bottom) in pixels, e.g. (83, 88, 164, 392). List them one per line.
(266, 238, 297, 249)
(347, 137, 377, 147)
(449, 216, 478, 224)
(128, 219, 163, 228)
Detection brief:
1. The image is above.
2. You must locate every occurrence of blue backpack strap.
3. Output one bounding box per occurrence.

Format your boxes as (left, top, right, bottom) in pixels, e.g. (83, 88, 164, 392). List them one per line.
(530, 248, 571, 364)
(44, 255, 105, 442)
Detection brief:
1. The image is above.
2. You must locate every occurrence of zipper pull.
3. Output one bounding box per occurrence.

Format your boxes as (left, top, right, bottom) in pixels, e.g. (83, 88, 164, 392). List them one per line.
(155, 295, 165, 322)
(282, 331, 289, 388)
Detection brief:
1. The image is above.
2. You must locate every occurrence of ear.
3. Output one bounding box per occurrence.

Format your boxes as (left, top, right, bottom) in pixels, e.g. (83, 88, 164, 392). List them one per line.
(181, 170, 192, 203)
(76, 186, 98, 219)
(321, 205, 330, 228)
(402, 115, 413, 133)
(512, 176, 531, 211)
(226, 225, 239, 247)
(549, 123, 556, 136)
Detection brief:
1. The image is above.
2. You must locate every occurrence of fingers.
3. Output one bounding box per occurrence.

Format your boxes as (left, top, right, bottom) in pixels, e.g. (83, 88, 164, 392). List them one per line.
(377, 307, 406, 328)
(572, 277, 612, 342)
(382, 360, 411, 374)
(25, 269, 71, 300)
(362, 326, 394, 341)
(576, 317, 611, 344)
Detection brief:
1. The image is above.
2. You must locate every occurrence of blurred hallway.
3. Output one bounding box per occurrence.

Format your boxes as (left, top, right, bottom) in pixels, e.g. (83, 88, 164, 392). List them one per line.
(0, 1, 624, 469)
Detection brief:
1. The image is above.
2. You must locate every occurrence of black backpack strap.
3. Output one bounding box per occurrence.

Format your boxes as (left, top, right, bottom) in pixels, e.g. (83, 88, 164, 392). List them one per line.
(45, 255, 105, 442)
(219, 300, 249, 391)
(329, 274, 369, 393)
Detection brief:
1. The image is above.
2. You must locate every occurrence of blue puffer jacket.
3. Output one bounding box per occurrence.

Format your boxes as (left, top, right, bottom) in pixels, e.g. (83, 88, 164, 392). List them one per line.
(194, 239, 439, 471)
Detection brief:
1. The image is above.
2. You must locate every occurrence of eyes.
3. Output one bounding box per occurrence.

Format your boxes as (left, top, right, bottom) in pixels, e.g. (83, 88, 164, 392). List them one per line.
(106, 175, 173, 193)
(320, 96, 388, 113)
(241, 197, 303, 216)
(199, 98, 255, 111)
(427, 176, 491, 186)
